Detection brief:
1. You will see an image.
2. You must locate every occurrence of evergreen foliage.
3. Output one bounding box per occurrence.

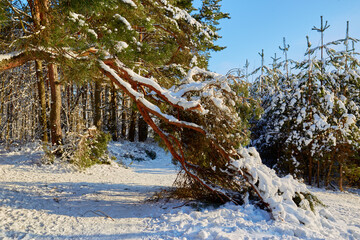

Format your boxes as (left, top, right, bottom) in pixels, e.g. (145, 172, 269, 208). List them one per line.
(69, 129, 112, 169)
(251, 19, 360, 189)
(41, 128, 112, 169)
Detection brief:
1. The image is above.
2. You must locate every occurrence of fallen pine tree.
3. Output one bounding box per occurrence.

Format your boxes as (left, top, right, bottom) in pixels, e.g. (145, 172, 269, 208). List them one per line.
(99, 58, 329, 226)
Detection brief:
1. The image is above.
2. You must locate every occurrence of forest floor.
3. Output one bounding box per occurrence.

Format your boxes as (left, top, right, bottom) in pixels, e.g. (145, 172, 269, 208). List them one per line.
(0, 140, 360, 240)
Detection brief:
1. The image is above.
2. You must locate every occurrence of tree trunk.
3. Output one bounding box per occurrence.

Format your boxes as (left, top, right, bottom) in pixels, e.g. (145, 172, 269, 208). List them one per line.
(317, 160, 320, 188)
(82, 84, 88, 128)
(325, 160, 333, 187)
(0, 77, 4, 139)
(339, 163, 344, 191)
(121, 94, 128, 138)
(138, 115, 148, 142)
(110, 83, 118, 140)
(308, 156, 313, 185)
(93, 80, 102, 129)
(6, 90, 13, 147)
(128, 102, 136, 142)
(35, 60, 48, 142)
(48, 63, 62, 145)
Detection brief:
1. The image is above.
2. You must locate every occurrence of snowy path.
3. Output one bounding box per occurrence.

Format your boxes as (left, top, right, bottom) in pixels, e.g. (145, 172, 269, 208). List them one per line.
(0, 142, 178, 239)
(314, 188, 360, 238)
(0, 142, 360, 239)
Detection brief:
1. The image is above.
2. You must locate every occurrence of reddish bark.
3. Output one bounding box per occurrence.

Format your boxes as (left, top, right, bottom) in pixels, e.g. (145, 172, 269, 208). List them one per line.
(100, 59, 272, 211)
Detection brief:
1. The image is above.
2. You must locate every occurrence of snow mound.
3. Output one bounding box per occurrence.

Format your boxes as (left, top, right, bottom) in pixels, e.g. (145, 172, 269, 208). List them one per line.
(230, 147, 336, 228)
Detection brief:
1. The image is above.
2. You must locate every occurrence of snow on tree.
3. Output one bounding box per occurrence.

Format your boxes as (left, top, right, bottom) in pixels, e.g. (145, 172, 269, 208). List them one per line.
(0, 0, 332, 226)
(100, 58, 326, 226)
(252, 20, 360, 190)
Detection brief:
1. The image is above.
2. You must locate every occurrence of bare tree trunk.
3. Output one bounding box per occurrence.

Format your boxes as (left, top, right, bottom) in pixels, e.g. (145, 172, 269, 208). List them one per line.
(93, 80, 102, 129)
(48, 63, 62, 145)
(325, 160, 333, 187)
(82, 84, 88, 128)
(339, 163, 344, 191)
(110, 83, 118, 140)
(128, 101, 136, 142)
(308, 156, 313, 185)
(35, 60, 48, 142)
(5, 89, 13, 147)
(0, 77, 4, 139)
(121, 94, 127, 138)
(317, 160, 320, 188)
(138, 115, 148, 142)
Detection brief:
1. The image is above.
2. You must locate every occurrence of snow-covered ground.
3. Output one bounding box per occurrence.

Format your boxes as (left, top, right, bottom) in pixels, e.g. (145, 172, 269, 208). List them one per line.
(0, 141, 359, 239)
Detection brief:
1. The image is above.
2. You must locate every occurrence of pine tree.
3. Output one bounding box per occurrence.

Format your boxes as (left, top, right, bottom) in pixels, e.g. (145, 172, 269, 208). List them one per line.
(252, 20, 360, 190)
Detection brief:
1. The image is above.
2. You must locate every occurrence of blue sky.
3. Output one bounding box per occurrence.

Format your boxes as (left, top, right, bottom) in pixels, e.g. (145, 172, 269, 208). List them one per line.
(194, 0, 360, 75)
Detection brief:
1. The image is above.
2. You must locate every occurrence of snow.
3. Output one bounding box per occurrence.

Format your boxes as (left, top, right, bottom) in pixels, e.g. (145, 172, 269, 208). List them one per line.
(1, 141, 360, 239)
(114, 41, 129, 52)
(0, 52, 21, 62)
(121, 0, 137, 8)
(114, 14, 132, 30)
(343, 113, 356, 127)
(159, 0, 215, 39)
(87, 29, 98, 39)
(69, 12, 85, 26)
(100, 61, 204, 130)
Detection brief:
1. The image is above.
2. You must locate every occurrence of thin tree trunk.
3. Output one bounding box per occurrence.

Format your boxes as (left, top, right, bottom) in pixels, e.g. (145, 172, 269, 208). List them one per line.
(138, 115, 148, 142)
(325, 160, 333, 187)
(0, 78, 4, 139)
(317, 160, 320, 188)
(339, 163, 344, 191)
(94, 80, 102, 129)
(82, 84, 88, 128)
(48, 63, 62, 145)
(308, 156, 313, 185)
(35, 60, 48, 142)
(104, 86, 110, 130)
(110, 83, 118, 140)
(128, 102, 136, 142)
(66, 83, 71, 132)
(5, 90, 13, 147)
(121, 95, 128, 138)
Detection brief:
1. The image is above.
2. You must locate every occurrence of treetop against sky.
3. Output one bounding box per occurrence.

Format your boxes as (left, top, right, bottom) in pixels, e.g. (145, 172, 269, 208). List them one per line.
(196, 0, 360, 75)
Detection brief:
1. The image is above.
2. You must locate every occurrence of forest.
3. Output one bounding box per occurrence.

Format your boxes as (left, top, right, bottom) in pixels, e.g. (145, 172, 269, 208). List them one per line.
(0, 0, 360, 239)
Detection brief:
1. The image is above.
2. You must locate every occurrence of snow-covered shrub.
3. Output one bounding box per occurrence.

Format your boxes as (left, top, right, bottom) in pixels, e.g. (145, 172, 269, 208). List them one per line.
(68, 127, 112, 169)
(41, 127, 112, 169)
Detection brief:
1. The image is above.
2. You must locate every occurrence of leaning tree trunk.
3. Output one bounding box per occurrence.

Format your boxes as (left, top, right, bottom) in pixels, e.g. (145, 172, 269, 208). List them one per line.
(48, 63, 62, 145)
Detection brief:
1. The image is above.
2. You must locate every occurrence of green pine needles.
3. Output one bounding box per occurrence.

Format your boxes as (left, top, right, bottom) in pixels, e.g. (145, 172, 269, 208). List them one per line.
(69, 129, 112, 169)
